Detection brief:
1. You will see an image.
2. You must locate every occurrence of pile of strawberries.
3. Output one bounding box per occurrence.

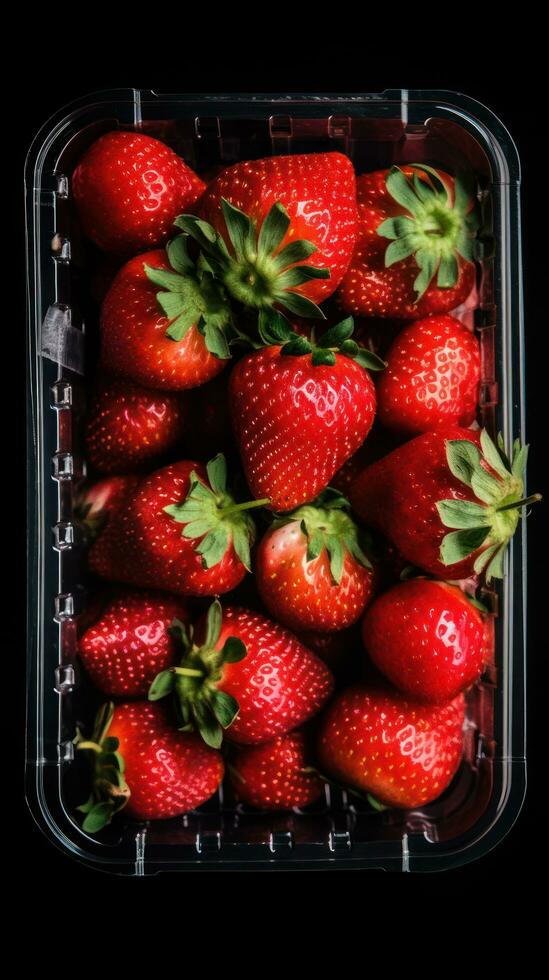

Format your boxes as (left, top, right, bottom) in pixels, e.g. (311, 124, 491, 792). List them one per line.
(71, 130, 537, 834)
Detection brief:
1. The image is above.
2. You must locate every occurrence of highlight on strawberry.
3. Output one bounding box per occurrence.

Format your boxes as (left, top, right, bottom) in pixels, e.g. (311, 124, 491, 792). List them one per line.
(148, 601, 334, 748)
(90, 454, 269, 596)
(337, 164, 484, 319)
(180, 152, 358, 323)
(256, 488, 376, 632)
(350, 426, 540, 582)
(229, 316, 384, 512)
(76, 701, 223, 831)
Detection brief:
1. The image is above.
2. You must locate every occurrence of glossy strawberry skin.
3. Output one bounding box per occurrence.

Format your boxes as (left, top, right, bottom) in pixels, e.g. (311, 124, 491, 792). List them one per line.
(76, 475, 140, 535)
(86, 375, 187, 474)
(211, 607, 334, 745)
(362, 580, 486, 703)
(317, 686, 465, 808)
(337, 168, 476, 319)
(256, 520, 375, 632)
(230, 730, 324, 810)
(377, 315, 480, 434)
(199, 152, 357, 303)
(89, 462, 247, 596)
(229, 347, 377, 511)
(78, 591, 189, 698)
(101, 251, 226, 391)
(108, 701, 223, 820)
(350, 426, 483, 579)
(72, 131, 205, 256)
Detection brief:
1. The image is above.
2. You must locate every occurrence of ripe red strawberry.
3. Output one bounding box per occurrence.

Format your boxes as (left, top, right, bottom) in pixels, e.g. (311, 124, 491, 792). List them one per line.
(377, 315, 480, 434)
(89, 454, 267, 596)
(229, 730, 324, 810)
(229, 317, 381, 511)
(256, 489, 375, 632)
(76, 701, 223, 830)
(78, 591, 189, 698)
(361, 579, 486, 703)
(317, 686, 465, 808)
(177, 152, 357, 323)
(72, 131, 205, 256)
(101, 243, 232, 391)
(75, 474, 140, 542)
(149, 602, 334, 747)
(350, 426, 538, 581)
(86, 375, 187, 474)
(337, 166, 478, 319)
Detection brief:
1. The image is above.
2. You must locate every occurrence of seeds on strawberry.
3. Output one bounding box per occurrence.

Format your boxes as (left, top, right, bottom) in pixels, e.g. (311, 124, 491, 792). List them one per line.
(78, 591, 189, 698)
(89, 454, 266, 596)
(317, 686, 465, 808)
(148, 601, 334, 747)
(229, 318, 381, 512)
(72, 131, 205, 256)
(377, 315, 480, 434)
(178, 152, 358, 322)
(76, 701, 223, 830)
(337, 166, 479, 319)
(362, 579, 486, 703)
(86, 375, 187, 474)
(101, 245, 231, 391)
(256, 489, 375, 632)
(350, 427, 539, 582)
(229, 730, 324, 810)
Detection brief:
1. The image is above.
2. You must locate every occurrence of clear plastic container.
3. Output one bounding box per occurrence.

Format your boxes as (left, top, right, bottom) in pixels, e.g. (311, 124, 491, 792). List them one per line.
(25, 89, 526, 874)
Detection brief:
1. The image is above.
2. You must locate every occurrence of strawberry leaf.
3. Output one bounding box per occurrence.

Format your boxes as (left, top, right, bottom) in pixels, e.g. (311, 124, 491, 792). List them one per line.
(257, 202, 291, 257)
(436, 499, 490, 529)
(206, 454, 227, 497)
(210, 690, 240, 729)
(440, 526, 490, 566)
(148, 670, 175, 701)
(222, 636, 247, 663)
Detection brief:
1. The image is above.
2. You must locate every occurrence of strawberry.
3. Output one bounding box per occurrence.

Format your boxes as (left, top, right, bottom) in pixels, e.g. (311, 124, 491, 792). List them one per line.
(177, 152, 357, 325)
(101, 241, 232, 391)
(377, 315, 480, 434)
(229, 730, 324, 810)
(256, 489, 375, 632)
(350, 427, 539, 582)
(74, 474, 140, 542)
(72, 131, 205, 256)
(78, 591, 189, 698)
(86, 375, 187, 474)
(229, 317, 382, 512)
(361, 579, 486, 703)
(89, 454, 267, 596)
(337, 165, 479, 319)
(76, 701, 223, 830)
(148, 601, 334, 747)
(317, 686, 465, 808)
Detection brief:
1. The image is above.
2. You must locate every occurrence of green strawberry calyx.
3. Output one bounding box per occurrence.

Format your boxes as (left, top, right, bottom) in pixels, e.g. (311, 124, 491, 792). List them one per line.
(144, 234, 233, 359)
(437, 429, 541, 581)
(75, 702, 130, 834)
(272, 488, 373, 585)
(260, 313, 386, 370)
(173, 199, 330, 321)
(164, 454, 270, 572)
(148, 601, 246, 749)
(376, 164, 482, 301)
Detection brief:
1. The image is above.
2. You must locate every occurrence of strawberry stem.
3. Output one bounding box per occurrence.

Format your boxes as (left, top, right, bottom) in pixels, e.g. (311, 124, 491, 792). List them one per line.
(173, 666, 205, 678)
(219, 497, 270, 518)
(496, 493, 542, 513)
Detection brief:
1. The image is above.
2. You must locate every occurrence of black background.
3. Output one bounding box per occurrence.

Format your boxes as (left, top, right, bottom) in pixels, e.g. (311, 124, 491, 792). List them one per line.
(10, 37, 546, 898)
